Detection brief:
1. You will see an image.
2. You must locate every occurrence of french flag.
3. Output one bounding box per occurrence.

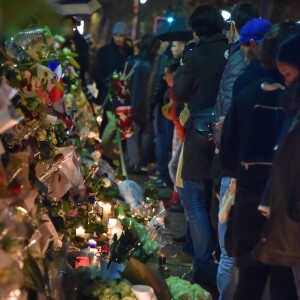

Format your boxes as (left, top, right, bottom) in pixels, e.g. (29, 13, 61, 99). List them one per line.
(48, 60, 64, 103)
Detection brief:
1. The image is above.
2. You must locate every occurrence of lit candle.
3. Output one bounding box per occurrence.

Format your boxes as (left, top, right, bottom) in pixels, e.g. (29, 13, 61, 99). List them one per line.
(108, 217, 117, 228)
(102, 203, 112, 222)
(118, 214, 125, 220)
(97, 201, 104, 215)
(76, 226, 85, 238)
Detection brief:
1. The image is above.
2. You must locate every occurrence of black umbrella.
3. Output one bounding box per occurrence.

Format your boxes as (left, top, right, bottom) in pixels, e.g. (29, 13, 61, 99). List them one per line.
(54, 0, 101, 15)
(154, 17, 193, 42)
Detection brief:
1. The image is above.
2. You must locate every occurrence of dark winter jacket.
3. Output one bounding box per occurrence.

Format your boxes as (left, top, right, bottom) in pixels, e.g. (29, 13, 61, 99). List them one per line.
(215, 43, 246, 120)
(126, 49, 155, 128)
(93, 39, 133, 105)
(253, 111, 300, 267)
(220, 72, 286, 260)
(220, 75, 285, 201)
(73, 29, 90, 83)
(232, 59, 266, 100)
(151, 51, 172, 107)
(220, 61, 267, 178)
(212, 41, 246, 177)
(173, 34, 228, 182)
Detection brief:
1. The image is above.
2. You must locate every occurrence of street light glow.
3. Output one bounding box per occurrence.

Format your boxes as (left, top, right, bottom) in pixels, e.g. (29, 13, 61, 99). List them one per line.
(167, 17, 174, 23)
(220, 10, 231, 21)
(140, 0, 147, 4)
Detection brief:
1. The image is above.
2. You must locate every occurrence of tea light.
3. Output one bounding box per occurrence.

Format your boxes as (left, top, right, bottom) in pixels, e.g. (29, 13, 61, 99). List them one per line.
(108, 217, 117, 228)
(76, 226, 85, 238)
(102, 203, 112, 222)
(118, 214, 125, 220)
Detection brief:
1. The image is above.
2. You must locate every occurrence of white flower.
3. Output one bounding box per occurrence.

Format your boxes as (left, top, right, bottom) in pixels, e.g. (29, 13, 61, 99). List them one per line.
(102, 178, 111, 188)
(91, 150, 101, 162)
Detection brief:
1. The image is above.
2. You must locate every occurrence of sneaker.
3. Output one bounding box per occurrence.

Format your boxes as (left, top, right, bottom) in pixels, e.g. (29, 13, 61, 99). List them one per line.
(152, 177, 168, 188)
(164, 191, 181, 209)
(128, 165, 148, 175)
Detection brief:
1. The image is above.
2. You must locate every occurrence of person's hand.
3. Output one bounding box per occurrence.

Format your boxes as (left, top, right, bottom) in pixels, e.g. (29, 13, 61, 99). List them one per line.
(179, 104, 190, 126)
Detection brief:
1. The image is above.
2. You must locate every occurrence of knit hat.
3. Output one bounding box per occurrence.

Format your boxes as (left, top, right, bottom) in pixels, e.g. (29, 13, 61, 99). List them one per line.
(112, 22, 128, 36)
(239, 18, 272, 45)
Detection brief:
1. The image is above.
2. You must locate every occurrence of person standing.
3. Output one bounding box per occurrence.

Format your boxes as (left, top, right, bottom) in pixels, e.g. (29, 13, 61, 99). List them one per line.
(213, 3, 260, 299)
(220, 21, 299, 300)
(93, 22, 133, 163)
(253, 31, 300, 299)
(173, 4, 228, 286)
(126, 34, 160, 174)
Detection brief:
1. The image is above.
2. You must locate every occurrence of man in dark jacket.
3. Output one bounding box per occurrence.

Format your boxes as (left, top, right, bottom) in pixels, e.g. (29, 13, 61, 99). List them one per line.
(173, 4, 228, 285)
(93, 22, 133, 162)
(220, 20, 299, 299)
(213, 4, 260, 299)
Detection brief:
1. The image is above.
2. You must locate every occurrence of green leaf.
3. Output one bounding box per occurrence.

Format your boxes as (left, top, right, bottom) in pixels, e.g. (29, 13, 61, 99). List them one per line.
(24, 252, 47, 294)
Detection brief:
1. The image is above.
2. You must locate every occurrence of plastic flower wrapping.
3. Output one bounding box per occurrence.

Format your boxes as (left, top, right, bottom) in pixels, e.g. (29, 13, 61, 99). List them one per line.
(88, 280, 138, 300)
(166, 277, 212, 300)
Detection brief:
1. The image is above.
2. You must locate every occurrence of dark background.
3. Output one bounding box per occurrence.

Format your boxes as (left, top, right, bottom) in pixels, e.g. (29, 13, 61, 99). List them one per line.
(96, 0, 300, 43)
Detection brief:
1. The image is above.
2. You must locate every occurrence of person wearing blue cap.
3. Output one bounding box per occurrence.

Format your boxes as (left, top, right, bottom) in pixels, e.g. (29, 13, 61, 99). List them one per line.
(213, 4, 261, 300)
(220, 21, 300, 300)
(231, 18, 272, 98)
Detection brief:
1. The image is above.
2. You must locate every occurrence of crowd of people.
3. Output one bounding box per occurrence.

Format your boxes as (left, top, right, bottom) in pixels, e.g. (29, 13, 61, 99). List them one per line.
(88, 3, 300, 299)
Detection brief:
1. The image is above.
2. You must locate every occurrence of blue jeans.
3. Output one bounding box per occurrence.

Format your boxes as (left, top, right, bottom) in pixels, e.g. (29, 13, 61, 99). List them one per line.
(217, 177, 238, 300)
(177, 187, 194, 256)
(153, 103, 173, 184)
(181, 179, 214, 268)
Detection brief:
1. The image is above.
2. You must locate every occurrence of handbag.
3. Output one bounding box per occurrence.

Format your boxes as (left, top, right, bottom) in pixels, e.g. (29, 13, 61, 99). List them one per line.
(190, 107, 216, 147)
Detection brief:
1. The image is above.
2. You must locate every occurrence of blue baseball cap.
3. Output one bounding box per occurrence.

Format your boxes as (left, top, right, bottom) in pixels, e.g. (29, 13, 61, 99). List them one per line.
(239, 18, 272, 45)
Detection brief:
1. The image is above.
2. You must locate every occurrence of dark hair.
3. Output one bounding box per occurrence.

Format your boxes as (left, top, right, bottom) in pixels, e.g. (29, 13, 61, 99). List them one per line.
(261, 21, 300, 72)
(139, 33, 160, 52)
(166, 59, 180, 73)
(282, 76, 300, 114)
(231, 2, 260, 32)
(188, 4, 224, 37)
(277, 32, 300, 71)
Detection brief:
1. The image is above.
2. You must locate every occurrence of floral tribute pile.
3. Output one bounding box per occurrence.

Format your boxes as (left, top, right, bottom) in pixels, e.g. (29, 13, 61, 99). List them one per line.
(0, 17, 211, 300)
(0, 25, 173, 300)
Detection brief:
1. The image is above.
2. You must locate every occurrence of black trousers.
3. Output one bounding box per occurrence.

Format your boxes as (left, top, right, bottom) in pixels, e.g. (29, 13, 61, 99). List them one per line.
(233, 263, 297, 300)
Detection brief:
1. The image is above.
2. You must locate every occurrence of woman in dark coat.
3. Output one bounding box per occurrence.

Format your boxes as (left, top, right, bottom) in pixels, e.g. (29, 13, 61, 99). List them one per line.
(253, 32, 300, 299)
(173, 4, 228, 283)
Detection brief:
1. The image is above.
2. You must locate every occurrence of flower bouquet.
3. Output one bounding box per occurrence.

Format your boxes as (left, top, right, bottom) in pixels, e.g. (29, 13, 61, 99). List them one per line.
(88, 279, 138, 300)
(107, 70, 134, 140)
(166, 276, 212, 300)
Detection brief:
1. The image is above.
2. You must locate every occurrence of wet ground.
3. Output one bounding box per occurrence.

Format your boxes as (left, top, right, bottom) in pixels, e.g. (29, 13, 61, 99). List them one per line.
(128, 172, 219, 300)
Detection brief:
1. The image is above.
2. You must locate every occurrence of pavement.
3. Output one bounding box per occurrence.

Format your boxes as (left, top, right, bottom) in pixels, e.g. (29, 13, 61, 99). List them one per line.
(127, 171, 220, 300)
